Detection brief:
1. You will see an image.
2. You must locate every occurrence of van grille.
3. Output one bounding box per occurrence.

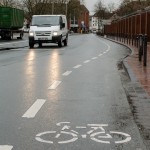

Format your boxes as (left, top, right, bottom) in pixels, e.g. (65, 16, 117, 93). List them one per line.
(35, 31, 51, 36)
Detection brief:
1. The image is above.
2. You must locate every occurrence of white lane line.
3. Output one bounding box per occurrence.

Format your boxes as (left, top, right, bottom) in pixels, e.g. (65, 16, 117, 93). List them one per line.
(48, 80, 62, 90)
(84, 60, 90, 63)
(73, 65, 82, 69)
(92, 57, 97, 60)
(99, 40, 111, 52)
(0, 40, 28, 46)
(0, 145, 13, 150)
(62, 71, 72, 76)
(99, 54, 103, 56)
(103, 51, 107, 54)
(22, 99, 46, 118)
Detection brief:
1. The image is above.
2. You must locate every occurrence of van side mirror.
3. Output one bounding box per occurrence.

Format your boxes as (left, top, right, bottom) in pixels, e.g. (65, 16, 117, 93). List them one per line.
(62, 23, 65, 28)
(26, 24, 30, 28)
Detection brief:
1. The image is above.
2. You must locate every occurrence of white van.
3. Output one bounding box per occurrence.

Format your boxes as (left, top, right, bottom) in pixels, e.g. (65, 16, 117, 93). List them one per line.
(29, 15, 68, 48)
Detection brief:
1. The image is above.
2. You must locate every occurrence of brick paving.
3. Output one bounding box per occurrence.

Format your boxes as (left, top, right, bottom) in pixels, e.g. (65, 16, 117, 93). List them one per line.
(127, 43, 150, 95)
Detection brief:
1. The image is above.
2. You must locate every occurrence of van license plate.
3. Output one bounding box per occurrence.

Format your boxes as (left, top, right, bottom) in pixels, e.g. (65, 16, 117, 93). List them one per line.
(38, 38, 48, 40)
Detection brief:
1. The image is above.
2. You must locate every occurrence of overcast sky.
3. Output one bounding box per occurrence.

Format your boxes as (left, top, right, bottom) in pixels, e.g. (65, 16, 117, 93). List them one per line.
(84, 0, 122, 13)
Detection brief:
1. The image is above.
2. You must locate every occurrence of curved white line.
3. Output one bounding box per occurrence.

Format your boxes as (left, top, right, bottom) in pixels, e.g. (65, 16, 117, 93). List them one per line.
(98, 39, 111, 52)
(35, 131, 56, 144)
(110, 131, 131, 144)
(58, 131, 78, 144)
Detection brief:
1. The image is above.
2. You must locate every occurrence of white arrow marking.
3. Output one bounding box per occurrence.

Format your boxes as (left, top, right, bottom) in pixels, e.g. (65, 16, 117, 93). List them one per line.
(0, 145, 13, 150)
(56, 122, 70, 126)
(22, 99, 46, 118)
(87, 124, 108, 127)
(62, 125, 70, 130)
(48, 81, 62, 90)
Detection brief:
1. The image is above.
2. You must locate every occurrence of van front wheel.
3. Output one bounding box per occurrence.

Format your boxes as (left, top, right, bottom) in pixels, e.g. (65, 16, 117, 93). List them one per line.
(58, 36, 63, 47)
(29, 42, 34, 48)
(64, 37, 68, 46)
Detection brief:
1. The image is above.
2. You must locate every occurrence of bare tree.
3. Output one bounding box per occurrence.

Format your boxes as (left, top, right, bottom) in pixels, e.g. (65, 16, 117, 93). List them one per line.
(94, 0, 107, 19)
(21, 0, 82, 20)
(108, 2, 115, 13)
(117, 0, 150, 16)
(0, 0, 18, 7)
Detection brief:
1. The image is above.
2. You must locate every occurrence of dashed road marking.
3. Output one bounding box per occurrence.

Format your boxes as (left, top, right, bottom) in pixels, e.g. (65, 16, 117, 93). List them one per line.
(84, 60, 90, 63)
(62, 71, 72, 76)
(99, 54, 103, 56)
(73, 65, 82, 69)
(0, 145, 13, 150)
(48, 80, 62, 90)
(22, 99, 46, 118)
(92, 57, 97, 60)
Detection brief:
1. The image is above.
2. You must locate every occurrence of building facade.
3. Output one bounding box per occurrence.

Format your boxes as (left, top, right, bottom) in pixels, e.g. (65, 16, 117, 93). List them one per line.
(89, 16, 99, 32)
(69, 4, 89, 33)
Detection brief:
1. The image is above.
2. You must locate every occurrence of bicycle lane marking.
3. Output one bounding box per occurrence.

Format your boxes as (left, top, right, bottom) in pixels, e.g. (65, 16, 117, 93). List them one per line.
(35, 122, 132, 145)
(0, 145, 13, 150)
(22, 99, 46, 118)
(110, 131, 132, 144)
(35, 131, 78, 144)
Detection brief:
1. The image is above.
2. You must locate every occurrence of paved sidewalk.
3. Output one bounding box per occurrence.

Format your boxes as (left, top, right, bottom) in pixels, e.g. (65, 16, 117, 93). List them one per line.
(105, 37, 150, 149)
(126, 43, 150, 95)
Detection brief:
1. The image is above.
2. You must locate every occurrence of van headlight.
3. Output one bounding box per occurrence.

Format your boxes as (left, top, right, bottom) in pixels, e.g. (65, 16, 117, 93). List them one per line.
(29, 31, 34, 36)
(53, 32, 58, 36)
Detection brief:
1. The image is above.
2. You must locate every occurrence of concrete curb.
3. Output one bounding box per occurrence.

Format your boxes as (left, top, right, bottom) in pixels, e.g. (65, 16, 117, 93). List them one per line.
(97, 36, 138, 82)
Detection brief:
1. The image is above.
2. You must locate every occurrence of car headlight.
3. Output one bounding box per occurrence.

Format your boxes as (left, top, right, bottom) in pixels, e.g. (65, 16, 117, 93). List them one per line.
(53, 32, 58, 36)
(29, 31, 34, 36)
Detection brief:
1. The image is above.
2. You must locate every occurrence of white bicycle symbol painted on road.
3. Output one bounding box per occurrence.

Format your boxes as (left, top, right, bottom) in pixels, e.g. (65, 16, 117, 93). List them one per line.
(35, 122, 131, 144)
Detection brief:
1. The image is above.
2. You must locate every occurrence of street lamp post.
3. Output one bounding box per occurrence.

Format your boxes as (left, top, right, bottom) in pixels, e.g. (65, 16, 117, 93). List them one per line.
(52, 0, 54, 15)
(65, 0, 69, 16)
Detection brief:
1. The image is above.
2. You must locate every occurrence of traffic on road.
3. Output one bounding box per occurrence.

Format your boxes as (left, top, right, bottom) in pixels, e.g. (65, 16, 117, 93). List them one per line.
(0, 33, 147, 150)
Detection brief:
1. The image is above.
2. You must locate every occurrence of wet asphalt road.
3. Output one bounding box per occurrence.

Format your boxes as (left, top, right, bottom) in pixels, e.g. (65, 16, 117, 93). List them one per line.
(0, 34, 147, 150)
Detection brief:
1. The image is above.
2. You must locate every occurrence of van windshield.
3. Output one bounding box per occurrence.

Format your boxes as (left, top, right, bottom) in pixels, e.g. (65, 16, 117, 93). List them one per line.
(31, 16, 60, 26)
